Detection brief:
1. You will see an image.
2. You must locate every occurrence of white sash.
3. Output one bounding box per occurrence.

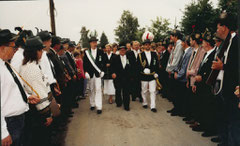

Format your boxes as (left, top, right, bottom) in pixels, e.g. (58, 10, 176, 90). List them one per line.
(85, 50, 102, 74)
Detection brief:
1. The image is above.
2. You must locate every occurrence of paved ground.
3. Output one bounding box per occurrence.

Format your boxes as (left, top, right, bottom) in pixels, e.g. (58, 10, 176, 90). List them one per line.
(65, 94, 217, 146)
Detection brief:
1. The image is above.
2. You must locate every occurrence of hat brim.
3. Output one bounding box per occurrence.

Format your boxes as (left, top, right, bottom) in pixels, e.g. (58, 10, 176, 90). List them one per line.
(89, 39, 98, 43)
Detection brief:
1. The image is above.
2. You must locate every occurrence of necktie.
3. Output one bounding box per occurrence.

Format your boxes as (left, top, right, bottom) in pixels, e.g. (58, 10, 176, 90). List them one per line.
(5, 62, 28, 103)
(188, 51, 196, 70)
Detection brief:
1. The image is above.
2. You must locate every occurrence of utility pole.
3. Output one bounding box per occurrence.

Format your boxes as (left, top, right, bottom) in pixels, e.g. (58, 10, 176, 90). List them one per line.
(49, 0, 56, 35)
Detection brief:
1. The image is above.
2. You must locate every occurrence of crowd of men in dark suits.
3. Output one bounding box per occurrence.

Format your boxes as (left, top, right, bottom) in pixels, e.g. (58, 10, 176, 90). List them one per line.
(1, 10, 239, 146)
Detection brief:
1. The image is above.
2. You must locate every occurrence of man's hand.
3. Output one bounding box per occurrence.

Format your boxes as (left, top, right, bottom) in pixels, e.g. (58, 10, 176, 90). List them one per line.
(28, 95, 40, 104)
(174, 72, 178, 80)
(106, 64, 110, 67)
(85, 72, 90, 79)
(186, 81, 189, 88)
(234, 86, 239, 98)
(195, 75, 202, 82)
(212, 57, 223, 70)
(112, 73, 117, 79)
(192, 85, 197, 93)
(1, 135, 12, 146)
(54, 86, 62, 96)
(45, 117, 53, 127)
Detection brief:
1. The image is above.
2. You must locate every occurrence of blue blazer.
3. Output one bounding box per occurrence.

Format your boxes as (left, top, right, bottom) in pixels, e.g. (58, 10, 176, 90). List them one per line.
(176, 47, 193, 82)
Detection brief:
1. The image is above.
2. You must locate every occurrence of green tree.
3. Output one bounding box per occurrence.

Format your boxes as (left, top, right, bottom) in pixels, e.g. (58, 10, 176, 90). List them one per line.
(114, 10, 139, 45)
(89, 30, 98, 38)
(99, 32, 109, 48)
(148, 16, 170, 42)
(79, 26, 90, 48)
(180, 0, 217, 34)
(136, 27, 146, 43)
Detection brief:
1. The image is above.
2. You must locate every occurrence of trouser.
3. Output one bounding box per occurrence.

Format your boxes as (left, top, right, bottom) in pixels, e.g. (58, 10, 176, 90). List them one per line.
(175, 81, 187, 114)
(5, 113, 25, 146)
(141, 80, 157, 109)
(115, 84, 130, 109)
(129, 77, 142, 100)
(89, 75, 102, 110)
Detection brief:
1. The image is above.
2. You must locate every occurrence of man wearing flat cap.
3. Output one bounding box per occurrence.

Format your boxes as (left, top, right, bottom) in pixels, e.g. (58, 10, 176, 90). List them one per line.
(137, 39, 159, 113)
(0, 29, 40, 146)
(83, 37, 105, 114)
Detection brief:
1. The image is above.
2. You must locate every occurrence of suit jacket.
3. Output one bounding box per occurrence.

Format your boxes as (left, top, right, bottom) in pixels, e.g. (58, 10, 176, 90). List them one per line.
(66, 51, 78, 75)
(83, 49, 105, 78)
(127, 50, 140, 79)
(47, 48, 66, 89)
(175, 47, 193, 82)
(159, 50, 170, 71)
(111, 55, 132, 88)
(221, 34, 240, 119)
(195, 49, 216, 90)
(137, 51, 159, 81)
(103, 53, 116, 79)
(60, 53, 76, 78)
(186, 47, 206, 86)
(166, 40, 184, 72)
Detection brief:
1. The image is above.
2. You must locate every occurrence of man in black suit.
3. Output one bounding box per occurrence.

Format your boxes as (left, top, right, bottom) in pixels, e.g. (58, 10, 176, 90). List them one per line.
(111, 45, 132, 111)
(211, 12, 239, 145)
(158, 39, 170, 98)
(137, 39, 159, 113)
(83, 37, 105, 114)
(193, 31, 216, 137)
(127, 41, 143, 102)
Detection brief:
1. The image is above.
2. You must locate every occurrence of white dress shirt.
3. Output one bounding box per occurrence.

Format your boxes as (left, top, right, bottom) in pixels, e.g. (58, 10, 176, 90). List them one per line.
(107, 52, 112, 60)
(11, 47, 24, 72)
(40, 51, 56, 85)
(120, 55, 127, 69)
(1, 59, 29, 140)
(132, 49, 139, 59)
(20, 61, 51, 111)
(145, 51, 151, 65)
(91, 48, 97, 60)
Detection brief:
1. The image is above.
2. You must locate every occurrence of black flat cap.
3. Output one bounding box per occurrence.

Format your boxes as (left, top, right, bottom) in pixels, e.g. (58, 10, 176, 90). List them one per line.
(69, 41, 76, 47)
(0, 29, 17, 45)
(89, 37, 98, 43)
(25, 36, 45, 50)
(38, 31, 52, 42)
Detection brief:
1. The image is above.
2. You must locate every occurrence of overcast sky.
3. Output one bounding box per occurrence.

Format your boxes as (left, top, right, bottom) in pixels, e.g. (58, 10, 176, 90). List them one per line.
(0, 0, 218, 43)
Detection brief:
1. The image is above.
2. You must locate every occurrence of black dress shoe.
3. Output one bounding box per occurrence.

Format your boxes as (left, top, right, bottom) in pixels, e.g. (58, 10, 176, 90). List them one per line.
(68, 114, 73, 117)
(192, 125, 204, 132)
(90, 107, 95, 111)
(201, 131, 217, 137)
(97, 110, 102, 114)
(143, 105, 148, 109)
(132, 98, 136, 101)
(151, 108, 157, 113)
(116, 105, 122, 107)
(183, 117, 191, 121)
(211, 137, 222, 143)
(170, 111, 179, 116)
(124, 108, 130, 111)
(167, 108, 176, 113)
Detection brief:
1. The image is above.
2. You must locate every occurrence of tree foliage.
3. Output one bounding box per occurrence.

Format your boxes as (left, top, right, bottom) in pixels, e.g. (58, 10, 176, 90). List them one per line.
(99, 32, 109, 48)
(148, 17, 170, 42)
(79, 26, 90, 48)
(114, 10, 139, 45)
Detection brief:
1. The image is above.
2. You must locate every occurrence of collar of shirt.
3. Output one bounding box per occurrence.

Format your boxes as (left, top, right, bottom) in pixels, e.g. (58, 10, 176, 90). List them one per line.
(204, 48, 215, 60)
(0, 58, 4, 66)
(184, 47, 191, 54)
(107, 52, 112, 59)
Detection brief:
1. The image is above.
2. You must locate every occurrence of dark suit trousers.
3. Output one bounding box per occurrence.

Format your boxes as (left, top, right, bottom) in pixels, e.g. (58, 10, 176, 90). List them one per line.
(115, 82, 130, 109)
(129, 76, 142, 100)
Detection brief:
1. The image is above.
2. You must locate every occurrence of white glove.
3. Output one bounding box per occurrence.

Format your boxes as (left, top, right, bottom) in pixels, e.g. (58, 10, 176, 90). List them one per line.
(85, 72, 90, 79)
(143, 68, 151, 74)
(100, 72, 105, 78)
(154, 73, 158, 78)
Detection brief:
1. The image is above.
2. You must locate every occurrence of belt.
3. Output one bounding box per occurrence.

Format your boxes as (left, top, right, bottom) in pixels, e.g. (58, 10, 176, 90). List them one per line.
(37, 92, 53, 105)
(5, 113, 25, 121)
